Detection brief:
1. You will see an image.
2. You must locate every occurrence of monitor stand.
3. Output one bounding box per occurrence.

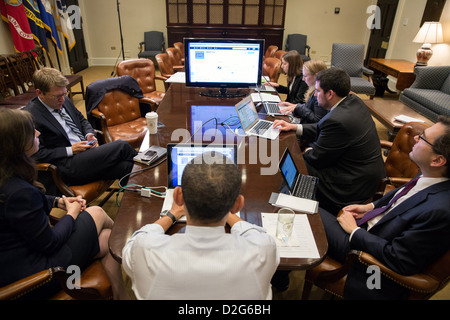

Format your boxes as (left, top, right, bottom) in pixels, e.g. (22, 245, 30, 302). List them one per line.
(199, 88, 246, 98)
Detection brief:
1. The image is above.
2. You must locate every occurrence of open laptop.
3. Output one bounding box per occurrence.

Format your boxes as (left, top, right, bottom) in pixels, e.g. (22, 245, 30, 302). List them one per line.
(235, 95, 280, 140)
(279, 148, 319, 200)
(161, 143, 238, 220)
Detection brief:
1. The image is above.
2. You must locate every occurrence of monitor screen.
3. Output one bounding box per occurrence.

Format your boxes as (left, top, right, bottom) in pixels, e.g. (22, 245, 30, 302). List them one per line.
(167, 144, 238, 188)
(184, 38, 264, 91)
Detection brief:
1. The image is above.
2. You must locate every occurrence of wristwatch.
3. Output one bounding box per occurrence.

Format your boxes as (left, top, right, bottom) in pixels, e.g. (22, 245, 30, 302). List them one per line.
(160, 210, 177, 225)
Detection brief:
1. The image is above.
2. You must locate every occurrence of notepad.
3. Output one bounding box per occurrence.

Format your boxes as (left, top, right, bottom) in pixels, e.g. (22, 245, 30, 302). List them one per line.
(269, 192, 318, 214)
(394, 115, 425, 124)
(250, 93, 281, 103)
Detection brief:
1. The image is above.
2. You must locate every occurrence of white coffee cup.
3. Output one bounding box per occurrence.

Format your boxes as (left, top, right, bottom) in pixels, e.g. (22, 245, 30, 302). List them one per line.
(145, 112, 158, 134)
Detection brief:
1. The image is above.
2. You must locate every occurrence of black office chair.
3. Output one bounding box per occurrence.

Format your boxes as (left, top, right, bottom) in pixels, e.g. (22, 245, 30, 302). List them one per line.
(285, 34, 311, 62)
(138, 31, 165, 65)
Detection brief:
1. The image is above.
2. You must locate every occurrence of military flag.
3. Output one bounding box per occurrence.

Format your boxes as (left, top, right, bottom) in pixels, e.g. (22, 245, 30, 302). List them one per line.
(0, 0, 35, 52)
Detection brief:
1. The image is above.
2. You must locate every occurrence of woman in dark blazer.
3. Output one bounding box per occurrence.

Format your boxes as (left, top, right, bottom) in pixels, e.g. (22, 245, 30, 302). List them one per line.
(279, 59, 329, 124)
(0, 109, 128, 299)
(268, 50, 309, 104)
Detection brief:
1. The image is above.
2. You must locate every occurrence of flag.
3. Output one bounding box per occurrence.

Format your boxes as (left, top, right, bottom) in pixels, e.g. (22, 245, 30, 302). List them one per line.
(0, 0, 35, 52)
(53, 0, 75, 51)
(36, 0, 62, 54)
(23, 0, 48, 50)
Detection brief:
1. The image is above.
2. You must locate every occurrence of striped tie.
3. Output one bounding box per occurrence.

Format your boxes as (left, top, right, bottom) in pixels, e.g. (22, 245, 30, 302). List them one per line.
(55, 109, 85, 141)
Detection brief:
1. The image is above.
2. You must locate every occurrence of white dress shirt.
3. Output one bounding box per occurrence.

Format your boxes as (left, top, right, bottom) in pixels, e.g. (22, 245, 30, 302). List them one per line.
(122, 221, 279, 300)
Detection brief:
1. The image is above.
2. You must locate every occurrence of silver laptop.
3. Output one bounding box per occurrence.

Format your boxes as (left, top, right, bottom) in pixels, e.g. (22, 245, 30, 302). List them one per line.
(235, 96, 280, 140)
(161, 143, 238, 221)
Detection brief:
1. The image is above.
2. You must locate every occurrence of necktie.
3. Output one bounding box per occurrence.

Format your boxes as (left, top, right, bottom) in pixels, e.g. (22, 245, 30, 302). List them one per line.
(357, 177, 420, 226)
(55, 108, 85, 141)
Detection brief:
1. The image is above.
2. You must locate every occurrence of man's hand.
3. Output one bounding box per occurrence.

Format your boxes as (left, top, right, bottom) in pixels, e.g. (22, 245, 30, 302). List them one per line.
(273, 119, 297, 132)
(278, 102, 296, 115)
(337, 210, 359, 234)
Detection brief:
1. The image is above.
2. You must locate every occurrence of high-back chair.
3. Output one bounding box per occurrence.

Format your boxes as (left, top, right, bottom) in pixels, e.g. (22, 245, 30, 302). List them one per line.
(285, 34, 311, 62)
(90, 89, 148, 148)
(264, 45, 278, 59)
(138, 31, 165, 62)
(262, 57, 282, 82)
(173, 42, 185, 62)
(166, 47, 184, 71)
(274, 50, 286, 60)
(155, 53, 175, 91)
(331, 43, 375, 99)
(116, 59, 166, 110)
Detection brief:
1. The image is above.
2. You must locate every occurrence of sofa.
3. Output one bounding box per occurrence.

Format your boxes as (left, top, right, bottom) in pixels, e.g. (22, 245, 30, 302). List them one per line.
(400, 66, 450, 122)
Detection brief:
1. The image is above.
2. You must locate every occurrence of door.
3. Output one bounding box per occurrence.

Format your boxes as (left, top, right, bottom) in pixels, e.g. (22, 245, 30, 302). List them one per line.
(364, 0, 399, 66)
(66, 0, 88, 73)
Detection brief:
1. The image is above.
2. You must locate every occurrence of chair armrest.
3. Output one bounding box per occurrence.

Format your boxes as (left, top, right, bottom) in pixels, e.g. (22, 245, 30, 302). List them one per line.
(138, 42, 145, 53)
(36, 163, 76, 197)
(155, 75, 168, 82)
(362, 66, 374, 76)
(0, 269, 54, 300)
(315, 250, 360, 284)
(358, 252, 440, 293)
(305, 45, 311, 56)
(388, 177, 412, 188)
(90, 108, 113, 144)
(380, 140, 393, 150)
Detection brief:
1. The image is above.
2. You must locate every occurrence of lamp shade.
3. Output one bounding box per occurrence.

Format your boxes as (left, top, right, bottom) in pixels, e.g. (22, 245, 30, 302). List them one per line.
(413, 22, 444, 44)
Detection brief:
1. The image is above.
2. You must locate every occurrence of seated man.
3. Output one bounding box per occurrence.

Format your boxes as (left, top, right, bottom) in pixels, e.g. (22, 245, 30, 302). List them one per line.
(274, 68, 385, 214)
(25, 68, 137, 189)
(122, 152, 280, 300)
(321, 116, 450, 299)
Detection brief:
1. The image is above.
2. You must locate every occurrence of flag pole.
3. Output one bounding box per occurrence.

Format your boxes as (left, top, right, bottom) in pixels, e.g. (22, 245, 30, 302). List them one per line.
(116, 0, 125, 61)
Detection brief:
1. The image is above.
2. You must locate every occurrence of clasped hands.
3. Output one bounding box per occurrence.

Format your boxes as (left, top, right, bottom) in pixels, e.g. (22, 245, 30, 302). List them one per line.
(338, 203, 374, 234)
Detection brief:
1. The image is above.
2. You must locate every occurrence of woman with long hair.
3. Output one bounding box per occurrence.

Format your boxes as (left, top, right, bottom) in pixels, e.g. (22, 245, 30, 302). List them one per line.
(0, 108, 128, 299)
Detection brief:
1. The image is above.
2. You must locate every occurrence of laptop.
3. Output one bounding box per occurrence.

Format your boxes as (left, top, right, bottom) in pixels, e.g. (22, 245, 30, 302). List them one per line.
(235, 96, 280, 140)
(279, 148, 319, 200)
(161, 143, 239, 220)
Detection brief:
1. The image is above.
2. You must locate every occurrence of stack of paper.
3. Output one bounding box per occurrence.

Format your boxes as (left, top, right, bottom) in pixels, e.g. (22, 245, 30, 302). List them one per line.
(394, 114, 425, 124)
(250, 93, 281, 103)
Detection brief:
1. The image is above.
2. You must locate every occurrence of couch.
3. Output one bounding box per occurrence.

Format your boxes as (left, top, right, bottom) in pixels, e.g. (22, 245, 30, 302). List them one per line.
(400, 66, 450, 122)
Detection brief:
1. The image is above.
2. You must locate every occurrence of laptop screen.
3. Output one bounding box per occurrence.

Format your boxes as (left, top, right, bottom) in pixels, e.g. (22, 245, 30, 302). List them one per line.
(236, 96, 259, 131)
(190, 105, 239, 136)
(167, 144, 238, 188)
(279, 149, 299, 191)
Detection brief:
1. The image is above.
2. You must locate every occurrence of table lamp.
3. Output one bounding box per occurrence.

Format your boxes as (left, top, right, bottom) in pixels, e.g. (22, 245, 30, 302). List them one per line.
(413, 21, 443, 66)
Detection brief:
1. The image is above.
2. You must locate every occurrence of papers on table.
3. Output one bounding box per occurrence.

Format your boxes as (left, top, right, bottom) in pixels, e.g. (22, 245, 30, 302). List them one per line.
(270, 193, 318, 214)
(250, 93, 281, 103)
(166, 72, 186, 83)
(261, 213, 320, 259)
(394, 114, 425, 124)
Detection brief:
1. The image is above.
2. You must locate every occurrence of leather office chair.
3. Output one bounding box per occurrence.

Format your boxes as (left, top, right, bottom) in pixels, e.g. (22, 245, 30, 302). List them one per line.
(155, 53, 175, 91)
(263, 57, 282, 82)
(90, 89, 149, 148)
(173, 42, 185, 63)
(0, 258, 112, 300)
(274, 50, 286, 60)
(36, 131, 116, 206)
(29, 46, 85, 100)
(264, 45, 278, 59)
(138, 31, 165, 62)
(116, 59, 166, 110)
(166, 47, 184, 71)
(331, 43, 375, 99)
(302, 248, 450, 300)
(285, 34, 311, 62)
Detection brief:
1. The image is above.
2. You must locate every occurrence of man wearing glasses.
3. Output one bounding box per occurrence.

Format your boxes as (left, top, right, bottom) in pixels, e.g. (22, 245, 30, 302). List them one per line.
(320, 116, 450, 299)
(25, 68, 137, 190)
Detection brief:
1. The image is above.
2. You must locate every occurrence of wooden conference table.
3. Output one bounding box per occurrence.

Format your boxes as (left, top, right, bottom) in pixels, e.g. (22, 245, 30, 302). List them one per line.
(108, 83, 328, 270)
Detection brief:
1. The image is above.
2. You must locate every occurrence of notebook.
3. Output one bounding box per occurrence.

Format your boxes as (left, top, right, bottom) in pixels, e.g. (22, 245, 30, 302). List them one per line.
(235, 96, 280, 140)
(161, 143, 238, 221)
(279, 148, 319, 200)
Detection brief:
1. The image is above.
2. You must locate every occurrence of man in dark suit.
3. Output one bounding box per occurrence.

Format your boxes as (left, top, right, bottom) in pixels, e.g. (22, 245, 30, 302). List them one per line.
(25, 68, 137, 189)
(322, 116, 450, 299)
(274, 68, 385, 214)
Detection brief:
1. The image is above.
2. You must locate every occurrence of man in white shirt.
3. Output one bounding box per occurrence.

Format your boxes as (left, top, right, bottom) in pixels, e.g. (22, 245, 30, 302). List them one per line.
(122, 152, 279, 300)
(320, 116, 450, 299)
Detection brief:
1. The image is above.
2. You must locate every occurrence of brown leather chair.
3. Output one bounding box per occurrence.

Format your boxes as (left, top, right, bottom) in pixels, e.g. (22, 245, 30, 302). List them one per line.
(264, 45, 278, 59)
(173, 42, 185, 62)
(302, 248, 450, 300)
(274, 50, 286, 60)
(166, 47, 184, 71)
(155, 53, 175, 90)
(0, 260, 112, 300)
(36, 131, 116, 206)
(90, 89, 149, 148)
(263, 57, 282, 82)
(116, 59, 166, 110)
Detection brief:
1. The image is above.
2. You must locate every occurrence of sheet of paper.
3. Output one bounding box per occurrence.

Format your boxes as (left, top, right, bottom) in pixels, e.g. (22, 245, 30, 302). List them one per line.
(261, 213, 320, 259)
(250, 93, 281, 103)
(166, 72, 186, 83)
(394, 114, 425, 124)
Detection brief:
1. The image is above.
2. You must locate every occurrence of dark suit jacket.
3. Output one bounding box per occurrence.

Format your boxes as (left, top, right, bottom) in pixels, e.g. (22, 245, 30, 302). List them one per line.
(0, 177, 75, 287)
(345, 179, 450, 299)
(302, 94, 385, 212)
(293, 92, 329, 124)
(276, 76, 309, 104)
(25, 97, 95, 165)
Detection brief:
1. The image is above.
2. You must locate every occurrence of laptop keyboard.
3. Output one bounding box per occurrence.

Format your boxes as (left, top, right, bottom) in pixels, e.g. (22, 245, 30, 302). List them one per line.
(293, 175, 318, 200)
(265, 102, 281, 114)
(251, 121, 272, 134)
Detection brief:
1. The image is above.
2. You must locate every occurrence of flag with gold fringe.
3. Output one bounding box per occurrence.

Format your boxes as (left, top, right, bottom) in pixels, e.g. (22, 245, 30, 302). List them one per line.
(53, 0, 75, 51)
(23, 0, 48, 50)
(0, 0, 35, 52)
(36, 0, 61, 53)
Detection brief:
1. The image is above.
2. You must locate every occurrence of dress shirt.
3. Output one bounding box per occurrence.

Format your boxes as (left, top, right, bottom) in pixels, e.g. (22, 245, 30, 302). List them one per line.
(40, 98, 82, 157)
(350, 176, 449, 240)
(122, 220, 279, 300)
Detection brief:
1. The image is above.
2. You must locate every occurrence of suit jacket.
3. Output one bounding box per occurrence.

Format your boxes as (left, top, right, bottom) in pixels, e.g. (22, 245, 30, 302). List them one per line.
(302, 94, 386, 211)
(276, 76, 309, 104)
(25, 97, 95, 165)
(293, 91, 329, 124)
(345, 179, 450, 299)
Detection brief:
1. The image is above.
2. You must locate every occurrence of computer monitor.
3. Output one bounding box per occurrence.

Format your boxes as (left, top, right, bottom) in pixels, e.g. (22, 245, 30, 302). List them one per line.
(184, 38, 265, 98)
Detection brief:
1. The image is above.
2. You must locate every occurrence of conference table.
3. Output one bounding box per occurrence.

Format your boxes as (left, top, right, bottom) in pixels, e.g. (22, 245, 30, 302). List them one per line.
(108, 83, 328, 271)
